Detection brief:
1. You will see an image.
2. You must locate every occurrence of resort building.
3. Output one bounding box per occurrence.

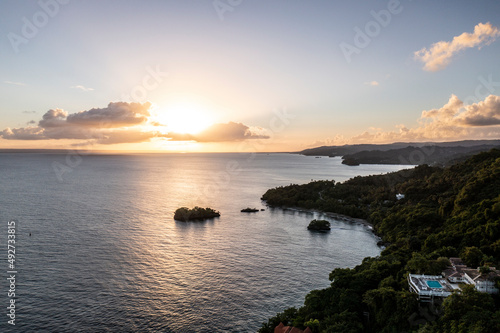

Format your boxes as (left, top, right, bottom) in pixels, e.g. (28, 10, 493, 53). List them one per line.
(408, 257, 500, 302)
(442, 257, 499, 294)
(441, 257, 468, 283)
(407, 274, 457, 302)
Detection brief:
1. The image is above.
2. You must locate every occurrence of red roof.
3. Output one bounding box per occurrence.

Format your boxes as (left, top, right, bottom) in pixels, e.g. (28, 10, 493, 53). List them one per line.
(275, 322, 312, 333)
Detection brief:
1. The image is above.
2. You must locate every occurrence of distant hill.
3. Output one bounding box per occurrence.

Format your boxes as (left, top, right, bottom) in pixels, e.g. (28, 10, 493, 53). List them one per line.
(298, 140, 500, 166)
(342, 145, 500, 166)
(0, 149, 72, 154)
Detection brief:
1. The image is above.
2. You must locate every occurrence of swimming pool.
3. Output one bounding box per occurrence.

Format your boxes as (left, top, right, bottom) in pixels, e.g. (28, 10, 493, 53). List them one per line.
(426, 280, 443, 288)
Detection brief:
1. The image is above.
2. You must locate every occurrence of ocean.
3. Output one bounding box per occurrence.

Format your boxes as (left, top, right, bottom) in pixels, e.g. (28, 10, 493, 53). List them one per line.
(0, 152, 410, 332)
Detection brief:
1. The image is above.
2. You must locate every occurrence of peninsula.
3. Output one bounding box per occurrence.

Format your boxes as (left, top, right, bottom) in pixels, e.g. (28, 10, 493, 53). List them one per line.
(260, 149, 500, 332)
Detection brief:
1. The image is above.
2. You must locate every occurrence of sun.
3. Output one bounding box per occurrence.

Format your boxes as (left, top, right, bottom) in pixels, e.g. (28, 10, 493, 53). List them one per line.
(156, 101, 213, 134)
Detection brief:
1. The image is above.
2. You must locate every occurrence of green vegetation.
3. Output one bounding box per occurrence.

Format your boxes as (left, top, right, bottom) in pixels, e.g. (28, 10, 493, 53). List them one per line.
(260, 149, 500, 333)
(307, 219, 331, 231)
(341, 145, 500, 166)
(298, 141, 500, 166)
(173, 206, 220, 221)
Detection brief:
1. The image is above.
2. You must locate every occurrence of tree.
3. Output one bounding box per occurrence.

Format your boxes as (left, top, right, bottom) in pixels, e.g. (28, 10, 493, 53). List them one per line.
(406, 252, 429, 274)
(461, 247, 484, 267)
(437, 285, 500, 332)
(260, 150, 500, 333)
(363, 287, 415, 332)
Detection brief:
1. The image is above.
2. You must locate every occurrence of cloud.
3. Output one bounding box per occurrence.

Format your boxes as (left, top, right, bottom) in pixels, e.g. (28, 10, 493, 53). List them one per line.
(1, 102, 155, 142)
(91, 129, 166, 145)
(306, 135, 349, 148)
(457, 94, 500, 126)
(168, 122, 270, 142)
(4, 81, 26, 86)
(364, 81, 379, 86)
(38, 108, 69, 128)
(415, 22, 500, 71)
(27, 102, 152, 130)
(71, 85, 94, 92)
(22, 110, 36, 114)
(310, 94, 500, 146)
(1, 127, 46, 140)
(417, 94, 500, 128)
(1, 102, 269, 145)
(66, 102, 151, 127)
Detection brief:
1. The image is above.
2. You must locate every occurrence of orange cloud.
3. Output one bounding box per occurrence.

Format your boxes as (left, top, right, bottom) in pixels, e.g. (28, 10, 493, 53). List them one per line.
(415, 22, 500, 71)
(168, 122, 270, 142)
(1, 102, 158, 143)
(1, 102, 269, 145)
(311, 94, 500, 146)
(66, 102, 151, 127)
(456, 95, 500, 126)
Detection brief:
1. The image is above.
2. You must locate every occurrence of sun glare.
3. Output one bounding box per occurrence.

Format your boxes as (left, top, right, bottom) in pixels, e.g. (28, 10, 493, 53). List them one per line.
(156, 101, 213, 134)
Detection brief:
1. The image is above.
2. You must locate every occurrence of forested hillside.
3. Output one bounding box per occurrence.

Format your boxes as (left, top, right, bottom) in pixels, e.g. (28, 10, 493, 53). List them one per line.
(260, 149, 500, 333)
(340, 145, 500, 166)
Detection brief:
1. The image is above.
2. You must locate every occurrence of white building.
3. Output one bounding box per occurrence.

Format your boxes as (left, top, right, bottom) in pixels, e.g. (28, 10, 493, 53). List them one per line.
(441, 257, 499, 294)
(462, 268, 499, 294)
(409, 258, 500, 302)
(407, 274, 456, 302)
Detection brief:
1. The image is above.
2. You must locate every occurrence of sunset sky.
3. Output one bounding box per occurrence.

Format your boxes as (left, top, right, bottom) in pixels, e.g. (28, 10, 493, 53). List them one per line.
(1, 0, 500, 152)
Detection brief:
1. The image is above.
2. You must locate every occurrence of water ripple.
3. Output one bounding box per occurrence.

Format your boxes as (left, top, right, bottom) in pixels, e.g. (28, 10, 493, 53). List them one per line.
(0, 153, 409, 332)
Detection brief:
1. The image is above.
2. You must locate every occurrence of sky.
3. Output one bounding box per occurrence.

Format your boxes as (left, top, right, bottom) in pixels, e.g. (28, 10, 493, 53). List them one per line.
(1, 0, 500, 152)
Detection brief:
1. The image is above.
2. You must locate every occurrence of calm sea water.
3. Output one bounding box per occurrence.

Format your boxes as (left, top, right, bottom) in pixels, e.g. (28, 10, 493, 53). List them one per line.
(0, 153, 409, 332)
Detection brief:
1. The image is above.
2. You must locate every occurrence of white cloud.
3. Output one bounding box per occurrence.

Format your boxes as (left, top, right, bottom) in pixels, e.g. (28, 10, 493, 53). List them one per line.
(4, 80, 26, 86)
(456, 94, 500, 126)
(310, 94, 500, 146)
(415, 22, 500, 71)
(364, 81, 379, 86)
(38, 109, 69, 128)
(71, 85, 94, 92)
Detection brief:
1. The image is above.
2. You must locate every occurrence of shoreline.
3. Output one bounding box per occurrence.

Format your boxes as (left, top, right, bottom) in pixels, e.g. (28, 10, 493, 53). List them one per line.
(266, 204, 385, 247)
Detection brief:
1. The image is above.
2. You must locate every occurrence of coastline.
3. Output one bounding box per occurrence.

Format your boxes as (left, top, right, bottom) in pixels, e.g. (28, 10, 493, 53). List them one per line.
(266, 205, 385, 246)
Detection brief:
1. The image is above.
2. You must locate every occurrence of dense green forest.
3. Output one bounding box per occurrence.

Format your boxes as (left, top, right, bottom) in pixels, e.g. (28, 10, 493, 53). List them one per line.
(259, 149, 500, 333)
